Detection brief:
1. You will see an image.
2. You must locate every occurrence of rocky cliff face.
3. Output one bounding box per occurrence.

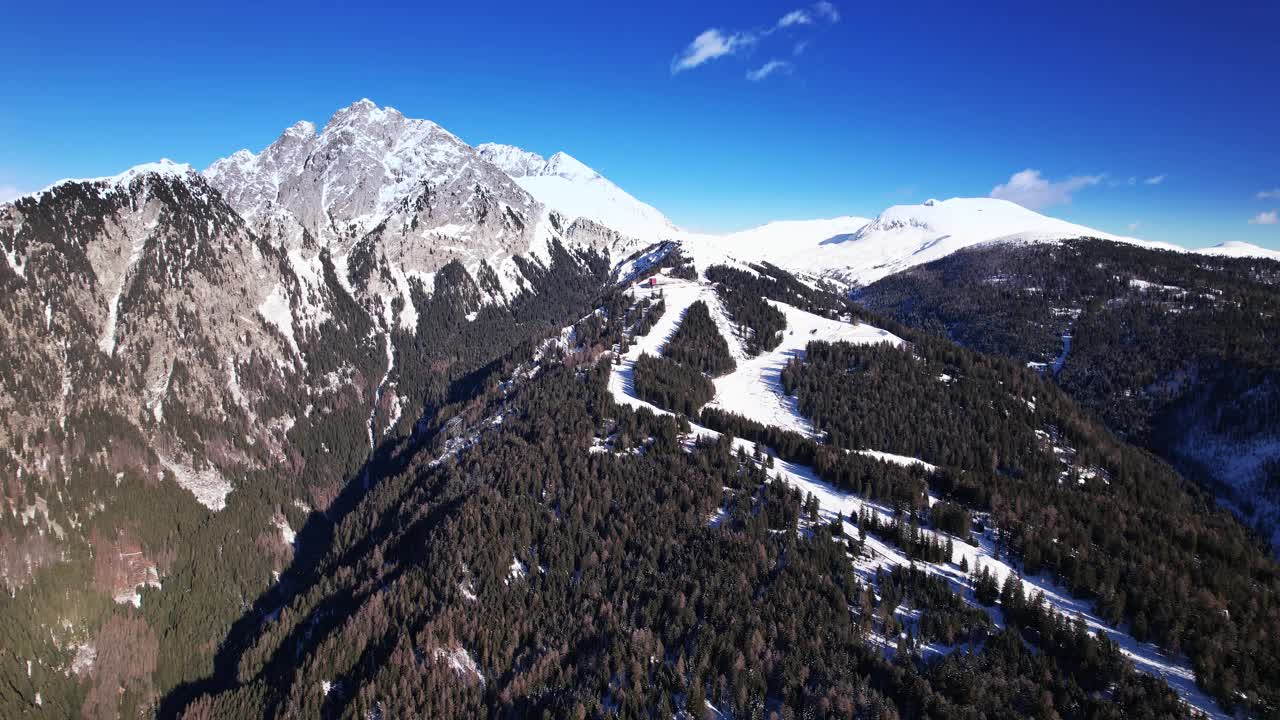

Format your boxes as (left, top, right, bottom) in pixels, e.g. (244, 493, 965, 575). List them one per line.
(0, 101, 625, 598)
(0, 164, 306, 514)
(204, 100, 566, 330)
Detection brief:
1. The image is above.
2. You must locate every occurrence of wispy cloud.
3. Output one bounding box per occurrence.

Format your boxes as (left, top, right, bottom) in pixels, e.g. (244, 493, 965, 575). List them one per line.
(671, 29, 757, 73)
(777, 10, 812, 28)
(812, 1, 841, 22)
(1258, 188, 1280, 200)
(1249, 210, 1278, 225)
(747, 60, 794, 82)
(671, 3, 839, 77)
(1144, 174, 1166, 185)
(1128, 221, 1141, 232)
(989, 169, 1103, 210)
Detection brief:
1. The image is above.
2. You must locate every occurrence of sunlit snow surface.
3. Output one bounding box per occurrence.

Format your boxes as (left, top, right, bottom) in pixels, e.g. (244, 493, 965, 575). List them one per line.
(1196, 240, 1280, 261)
(604, 276, 1226, 719)
(707, 300, 903, 437)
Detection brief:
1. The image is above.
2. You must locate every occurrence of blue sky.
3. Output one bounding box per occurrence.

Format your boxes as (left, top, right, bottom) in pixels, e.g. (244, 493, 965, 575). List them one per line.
(2, 0, 1277, 248)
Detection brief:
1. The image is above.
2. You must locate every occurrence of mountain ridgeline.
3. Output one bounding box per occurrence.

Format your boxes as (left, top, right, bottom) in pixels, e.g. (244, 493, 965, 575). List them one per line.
(1, 99, 1279, 720)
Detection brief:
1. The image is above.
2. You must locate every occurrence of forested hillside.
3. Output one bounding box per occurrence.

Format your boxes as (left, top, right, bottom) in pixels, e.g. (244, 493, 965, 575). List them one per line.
(854, 239, 1280, 550)
(156, 264, 1280, 719)
(0, 181, 612, 718)
(169, 320, 1195, 720)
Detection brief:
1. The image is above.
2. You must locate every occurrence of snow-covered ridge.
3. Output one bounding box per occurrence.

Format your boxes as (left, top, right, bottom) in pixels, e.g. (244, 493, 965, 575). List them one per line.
(680, 196, 1280, 289)
(785, 197, 1184, 286)
(474, 143, 548, 179)
(1195, 241, 1280, 261)
(478, 142, 680, 243)
(21, 159, 196, 202)
(679, 216, 873, 277)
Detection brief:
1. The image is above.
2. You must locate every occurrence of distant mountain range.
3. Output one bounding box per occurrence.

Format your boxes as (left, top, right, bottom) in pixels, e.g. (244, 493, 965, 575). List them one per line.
(18, 98, 1278, 299)
(4, 98, 1277, 515)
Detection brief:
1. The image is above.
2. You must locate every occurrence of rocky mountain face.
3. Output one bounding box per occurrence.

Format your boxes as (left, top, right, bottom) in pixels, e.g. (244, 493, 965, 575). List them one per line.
(204, 100, 578, 332)
(0, 102, 620, 703)
(0, 164, 300, 515)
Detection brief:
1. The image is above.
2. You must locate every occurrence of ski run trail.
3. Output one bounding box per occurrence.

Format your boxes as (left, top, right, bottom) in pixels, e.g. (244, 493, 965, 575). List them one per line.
(602, 272, 1225, 720)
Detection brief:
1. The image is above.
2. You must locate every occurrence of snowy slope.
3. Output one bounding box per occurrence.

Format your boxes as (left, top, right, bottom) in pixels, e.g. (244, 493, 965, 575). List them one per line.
(477, 143, 680, 243)
(1195, 241, 1280, 261)
(706, 300, 902, 437)
(674, 198, 1198, 288)
(680, 216, 872, 278)
(743, 198, 1181, 287)
(600, 277, 1226, 719)
(27, 159, 197, 201)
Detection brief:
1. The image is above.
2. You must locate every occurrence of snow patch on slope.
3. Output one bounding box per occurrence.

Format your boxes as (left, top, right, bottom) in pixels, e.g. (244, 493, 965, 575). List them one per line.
(432, 646, 485, 685)
(99, 229, 151, 356)
(478, 143, 679, 243)
(258, 284, 301, 360)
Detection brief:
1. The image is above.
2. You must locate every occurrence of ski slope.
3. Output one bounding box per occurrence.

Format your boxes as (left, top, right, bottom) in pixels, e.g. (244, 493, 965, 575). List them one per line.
(601, 275, 1226, 720)
(755, 450, 1226, 720)
(706, 300, 902, 437)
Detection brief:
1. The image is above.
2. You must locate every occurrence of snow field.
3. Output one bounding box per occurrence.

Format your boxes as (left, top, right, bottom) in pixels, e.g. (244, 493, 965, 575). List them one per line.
(707, 299, 903, 437)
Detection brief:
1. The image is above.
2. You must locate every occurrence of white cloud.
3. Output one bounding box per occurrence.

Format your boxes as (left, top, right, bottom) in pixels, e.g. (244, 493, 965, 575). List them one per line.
(1128, 221, 1141, 232)
(671, 29, 756, 73)
(989, 169, 1103, 210)
(813, 1, 841, 22)
(1249, 210, 1279, 225)
(746, 60, 794, 82)
(777, 10, 812, 27)
(1258, 188, 1280, 200)
(0, 184, 24, 203)
(1144, 174, 1166, 185)
(776, 3, 840, 28)
(672, 4, 839, 76)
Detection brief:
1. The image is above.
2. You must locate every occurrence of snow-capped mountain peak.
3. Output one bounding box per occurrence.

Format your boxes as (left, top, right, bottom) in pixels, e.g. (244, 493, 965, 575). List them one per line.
(204, 99, 538, 258)
(850, 197, 1109, 242)
(478, 142, 679, 243)
(542, 151, 599, 182)
(474, 143, 548, 178)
